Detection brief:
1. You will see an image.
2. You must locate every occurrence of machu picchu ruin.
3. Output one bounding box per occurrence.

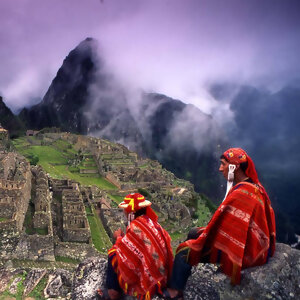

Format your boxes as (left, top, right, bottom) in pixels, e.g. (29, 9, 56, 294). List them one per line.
(0, 128, 214, 298)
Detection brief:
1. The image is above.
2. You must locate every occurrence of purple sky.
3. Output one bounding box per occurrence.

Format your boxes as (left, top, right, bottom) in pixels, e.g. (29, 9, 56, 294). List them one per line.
(1, 0, 300, 113)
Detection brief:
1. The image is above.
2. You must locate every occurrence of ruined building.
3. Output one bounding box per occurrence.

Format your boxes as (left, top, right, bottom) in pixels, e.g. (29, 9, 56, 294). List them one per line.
(61, 187, 91, 243)
(31, 166, 53, 235)
(0, 152, 31, 232)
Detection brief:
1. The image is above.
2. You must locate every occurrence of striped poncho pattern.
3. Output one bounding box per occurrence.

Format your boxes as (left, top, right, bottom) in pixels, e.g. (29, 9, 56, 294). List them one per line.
(177, 182, 276, 284)
(108, 215, 173, 299)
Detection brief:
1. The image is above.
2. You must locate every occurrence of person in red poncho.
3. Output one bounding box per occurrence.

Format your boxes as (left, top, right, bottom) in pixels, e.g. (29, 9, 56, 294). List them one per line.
(163, 148, 276, 299)
(97, 193, 173, 300)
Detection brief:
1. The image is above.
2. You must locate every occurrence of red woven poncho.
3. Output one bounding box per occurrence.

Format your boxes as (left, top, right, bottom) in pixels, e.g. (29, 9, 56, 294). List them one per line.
(108, 214, 173, 299)
(177, 181, 276, 284)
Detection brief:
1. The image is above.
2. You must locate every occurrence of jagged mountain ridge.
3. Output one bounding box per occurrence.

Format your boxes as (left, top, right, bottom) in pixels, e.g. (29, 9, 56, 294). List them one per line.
(18, 38, 225, 200)
(0, 96, 24, 138)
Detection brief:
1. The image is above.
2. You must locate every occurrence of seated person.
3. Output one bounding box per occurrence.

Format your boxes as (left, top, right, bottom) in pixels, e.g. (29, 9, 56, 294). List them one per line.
(98, 193, 173, 300)
(165, 148, 276, 299)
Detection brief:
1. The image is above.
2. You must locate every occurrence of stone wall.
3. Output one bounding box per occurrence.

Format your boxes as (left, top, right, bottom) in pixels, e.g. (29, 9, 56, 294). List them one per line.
(32, 166, 53, 233)
(55, 242, 102, 261)
(79, 169, 98, 174)
(62, 226, 91, 243)
(105, 173, 121, 189)
(0, 204, 15, 219)
(13, 234, 55, 261)
(62, 188, 90, 243)
(0, 219, 17, 231)
(100, 208, 126, 240)
(0, 152, 31, 232)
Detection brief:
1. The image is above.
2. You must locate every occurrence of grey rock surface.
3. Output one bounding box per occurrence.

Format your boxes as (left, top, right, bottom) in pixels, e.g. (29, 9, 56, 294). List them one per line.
(0, 243, 299, 299)
(71, 257, 108, 300)
(44, 269, 72, 298)
(23, 268, 47, 296)
(71, 243, 300, 300)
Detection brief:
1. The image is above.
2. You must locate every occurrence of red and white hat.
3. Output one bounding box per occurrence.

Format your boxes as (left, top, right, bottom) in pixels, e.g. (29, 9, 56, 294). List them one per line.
(119, 193, 151, 213)
(223, 147, 259, 184)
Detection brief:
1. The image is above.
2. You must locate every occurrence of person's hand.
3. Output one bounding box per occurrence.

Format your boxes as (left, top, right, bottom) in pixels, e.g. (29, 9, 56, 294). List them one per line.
(113, 228, 124, 239)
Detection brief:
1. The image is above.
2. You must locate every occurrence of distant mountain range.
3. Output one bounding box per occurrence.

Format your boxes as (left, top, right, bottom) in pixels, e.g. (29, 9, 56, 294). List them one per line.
(1, 37, 300, 245)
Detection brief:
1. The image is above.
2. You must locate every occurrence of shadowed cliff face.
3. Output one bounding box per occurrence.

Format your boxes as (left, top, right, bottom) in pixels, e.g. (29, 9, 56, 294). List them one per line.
(0, 96, 25, 138)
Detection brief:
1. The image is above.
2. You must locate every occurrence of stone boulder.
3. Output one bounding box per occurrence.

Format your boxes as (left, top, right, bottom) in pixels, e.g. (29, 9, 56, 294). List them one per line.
(71, 243, 300, 300)
(44, 269, 72, 298)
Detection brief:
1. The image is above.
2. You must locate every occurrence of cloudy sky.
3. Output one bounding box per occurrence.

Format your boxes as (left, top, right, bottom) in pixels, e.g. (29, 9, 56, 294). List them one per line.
(1, 0, 300, 113)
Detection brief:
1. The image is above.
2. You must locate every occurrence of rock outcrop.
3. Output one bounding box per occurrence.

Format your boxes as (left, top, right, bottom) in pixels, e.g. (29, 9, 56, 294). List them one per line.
(1, 242, 299, 299)
(71, 243, 299, 300)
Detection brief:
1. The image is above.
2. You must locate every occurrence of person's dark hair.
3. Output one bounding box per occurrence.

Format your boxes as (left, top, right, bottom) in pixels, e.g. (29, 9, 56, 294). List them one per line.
(220, 155, 248, 173)
(135, 207, 147, 218)
(240, 161, 248, 173)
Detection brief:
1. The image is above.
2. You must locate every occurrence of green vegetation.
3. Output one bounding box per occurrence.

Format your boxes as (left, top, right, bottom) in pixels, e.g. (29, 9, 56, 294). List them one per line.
(87, 205, 112, 253)
(139, 163, 148, 169)
(0, 217, 8, 222)
(28, 276, 47, 299)
(85, 206, 92, 214)
(12, 136, 118, 190)
(108, 194, 124, 204)
(35, 228, 48, 235)
(169, 230, 186, 247)
(193, 196, 213, 227)
(137, 188, 152, 199)
(27, 153, 39, 165)
(0, 270, 27, 300)
(23, 201, 48, 235)
(201, 193, 218, 213)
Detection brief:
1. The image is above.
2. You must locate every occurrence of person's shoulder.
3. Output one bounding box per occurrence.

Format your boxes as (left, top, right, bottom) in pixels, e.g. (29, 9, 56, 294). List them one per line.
(232, 181, 260, 193)
(230, 182, 267, 206)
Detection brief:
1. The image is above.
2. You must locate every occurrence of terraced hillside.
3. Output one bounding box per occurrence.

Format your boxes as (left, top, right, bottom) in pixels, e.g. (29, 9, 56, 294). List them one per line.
(12, 135, 117, 190)
(11, 132, 213, 247)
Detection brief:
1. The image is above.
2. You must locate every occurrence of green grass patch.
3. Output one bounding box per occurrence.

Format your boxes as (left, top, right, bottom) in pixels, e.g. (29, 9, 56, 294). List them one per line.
(20, 145, 68, 166)
(193, 200, 212, 227)
(139, 163, 148, 169)
(0, 217, 9, 222)
(87, 206, 112, 253)
(0, 270, 27, 299)
(169, 231, 185, 241)
(69, 166, 80, 172)
(24, 202, 35, 235)
(28, 276, 47, 299)
(85, 206, 92, 214)
(101, 154, 113, 159)
(35, 228, 48, 235)
(108, 194, 124, 204)
(79, 165, 98, 170)
(13, 137, 118, 190)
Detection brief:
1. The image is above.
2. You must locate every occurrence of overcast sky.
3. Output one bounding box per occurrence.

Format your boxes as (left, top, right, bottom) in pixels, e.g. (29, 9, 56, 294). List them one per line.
(1, 0, 300, 113)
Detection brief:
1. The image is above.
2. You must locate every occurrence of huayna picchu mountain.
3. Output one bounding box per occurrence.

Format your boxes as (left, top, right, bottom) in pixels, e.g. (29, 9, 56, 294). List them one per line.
(18, 37, 226, 200)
